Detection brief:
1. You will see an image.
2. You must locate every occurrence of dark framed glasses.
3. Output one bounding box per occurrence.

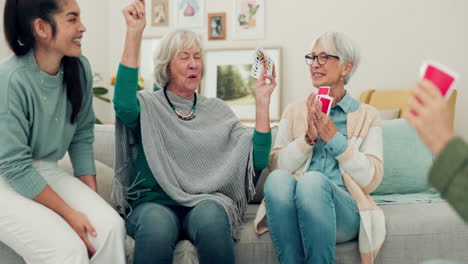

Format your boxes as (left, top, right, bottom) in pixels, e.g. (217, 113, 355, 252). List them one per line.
(305, 53, 340, 65)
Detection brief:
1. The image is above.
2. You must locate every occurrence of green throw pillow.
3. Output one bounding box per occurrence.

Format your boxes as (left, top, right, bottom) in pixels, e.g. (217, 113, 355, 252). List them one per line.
(372, 119, 433, 195)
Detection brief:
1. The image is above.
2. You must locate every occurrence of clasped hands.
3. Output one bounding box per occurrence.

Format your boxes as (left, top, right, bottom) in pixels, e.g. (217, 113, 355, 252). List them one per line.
(306, 93, 337, 143)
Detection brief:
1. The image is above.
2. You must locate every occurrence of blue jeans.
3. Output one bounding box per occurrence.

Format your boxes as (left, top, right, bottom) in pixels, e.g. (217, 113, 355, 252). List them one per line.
(126, 200, 234, 264)
(264, 170, 360, 264)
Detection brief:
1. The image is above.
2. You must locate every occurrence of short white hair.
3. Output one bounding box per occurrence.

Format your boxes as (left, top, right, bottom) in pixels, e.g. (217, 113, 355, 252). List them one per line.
(310, 32, 360, 85)
(153, 29, 202, 88)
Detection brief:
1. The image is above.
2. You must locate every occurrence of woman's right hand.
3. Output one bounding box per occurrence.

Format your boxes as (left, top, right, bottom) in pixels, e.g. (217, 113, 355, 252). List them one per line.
(123, 0, 146, 32)
(306, 92, 319, 141)
(63, 209, 97, 258)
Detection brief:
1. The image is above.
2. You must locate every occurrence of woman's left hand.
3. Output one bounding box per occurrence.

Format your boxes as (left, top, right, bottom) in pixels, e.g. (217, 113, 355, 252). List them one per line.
(254, 65, 277, 107)
(313, 101, 337, 143)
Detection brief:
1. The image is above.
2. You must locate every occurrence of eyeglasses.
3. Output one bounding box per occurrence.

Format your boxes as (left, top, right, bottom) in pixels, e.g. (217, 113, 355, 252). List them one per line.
(305, 53, 340, 65)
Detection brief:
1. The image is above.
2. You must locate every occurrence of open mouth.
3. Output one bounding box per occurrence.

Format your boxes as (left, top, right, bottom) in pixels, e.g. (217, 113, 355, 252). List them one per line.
(188, 74, 198, 79)
(72, 38, 82, 47)
(313, 73, 325, 77)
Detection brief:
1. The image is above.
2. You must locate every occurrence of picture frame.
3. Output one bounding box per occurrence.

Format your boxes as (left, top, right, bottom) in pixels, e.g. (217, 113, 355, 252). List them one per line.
(175, 0, 205, 28)
(203, 47, 281, 121)
(140, 37, 162, 91)
(144, 0, 171, 37)
(232, 0, 265, 40)
(150, 0, 169, 27)
(207, 13, 226, 40)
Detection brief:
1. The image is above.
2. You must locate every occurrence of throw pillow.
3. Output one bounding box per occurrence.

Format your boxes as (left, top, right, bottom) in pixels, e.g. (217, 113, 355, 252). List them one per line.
(372, 119, 433, 195)
(378, 108, 400, 120)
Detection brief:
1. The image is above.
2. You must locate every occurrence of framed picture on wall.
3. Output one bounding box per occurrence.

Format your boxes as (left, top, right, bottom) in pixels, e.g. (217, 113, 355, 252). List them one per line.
(207, 13, 226, 40)
(144, 0, 171, 37)
(175, 0, 205, 28)
(150, 0, 169, 27)
(203, 47, 281, 121)
(140, 37, 162, 91)
(232, 0, 265, 40)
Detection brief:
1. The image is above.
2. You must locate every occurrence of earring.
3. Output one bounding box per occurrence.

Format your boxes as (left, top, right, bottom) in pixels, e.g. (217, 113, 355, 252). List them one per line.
(340, 77, 344, 82)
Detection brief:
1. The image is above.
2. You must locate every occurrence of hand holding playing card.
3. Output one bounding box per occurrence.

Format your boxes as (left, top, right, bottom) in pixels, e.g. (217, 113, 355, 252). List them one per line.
(404, 80, 454, 155)
(255, 64, 276, 107)
(306, 93, 319, 141)
(313, 100, 337, 143)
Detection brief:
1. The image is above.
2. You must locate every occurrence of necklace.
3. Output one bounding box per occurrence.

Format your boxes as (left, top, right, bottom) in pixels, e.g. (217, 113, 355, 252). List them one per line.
(163, 88, 197, 121)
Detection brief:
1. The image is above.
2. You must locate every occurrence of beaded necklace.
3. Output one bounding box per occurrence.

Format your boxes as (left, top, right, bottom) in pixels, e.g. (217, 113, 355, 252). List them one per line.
(163, 88, 197, 121)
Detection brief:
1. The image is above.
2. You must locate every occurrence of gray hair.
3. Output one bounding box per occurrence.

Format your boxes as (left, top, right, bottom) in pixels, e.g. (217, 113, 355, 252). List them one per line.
(153, 29, 203, 88)
(310, 32, 360, 84)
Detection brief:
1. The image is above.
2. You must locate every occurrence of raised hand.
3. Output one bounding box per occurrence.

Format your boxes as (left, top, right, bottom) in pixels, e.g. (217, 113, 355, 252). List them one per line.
(306, 92, 319, 141)
(255, 65, 277, 107)
(312, 100, 337, 143)
(123, 0, 146, 32)
(254, 65, 277, 133)
(404, 80, 454, 155)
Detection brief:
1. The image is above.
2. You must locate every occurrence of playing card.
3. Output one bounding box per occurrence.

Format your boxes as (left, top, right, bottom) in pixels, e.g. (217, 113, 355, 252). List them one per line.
(251, 48, 274, 79)
(318, 86, 330, 96)
(264, 57, 273, 76)
(419, 61, 458, 99)
(317, 95, 333, 116)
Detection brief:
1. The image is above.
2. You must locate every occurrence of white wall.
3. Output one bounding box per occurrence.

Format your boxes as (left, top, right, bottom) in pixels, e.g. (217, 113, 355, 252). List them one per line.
(2, 0, 468, 140)
(78, 0, 112, 123)
(0, 0, 11, 59)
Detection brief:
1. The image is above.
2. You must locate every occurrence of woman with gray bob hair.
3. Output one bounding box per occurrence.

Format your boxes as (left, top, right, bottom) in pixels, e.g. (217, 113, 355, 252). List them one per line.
(310, 31, 361, 84)
(255, 31, 385, 263)
(153, 29, 202, 89)
(111, 1, 277, 263)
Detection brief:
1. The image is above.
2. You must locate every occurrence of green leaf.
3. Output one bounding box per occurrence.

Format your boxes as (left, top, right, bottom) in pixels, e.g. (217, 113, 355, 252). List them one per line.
(95, 118, 103, 124)
(239, 14, 246, 20)
(239, 21, 248, 26)
(248, 3, 253, 9)
(94, 95, 111, 103)
(250, 5, 259, 16)
(93, 87, 108, 95)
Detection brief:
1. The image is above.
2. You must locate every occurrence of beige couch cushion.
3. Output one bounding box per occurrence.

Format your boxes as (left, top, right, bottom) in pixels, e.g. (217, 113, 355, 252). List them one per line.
(58, 154, 114, 206)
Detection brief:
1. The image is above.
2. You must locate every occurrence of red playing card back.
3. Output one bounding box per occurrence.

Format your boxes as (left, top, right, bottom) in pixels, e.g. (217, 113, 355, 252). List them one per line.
(318, 86, 330, 95)
(423, 65, 455, 97)
(319, 96, 332, 115)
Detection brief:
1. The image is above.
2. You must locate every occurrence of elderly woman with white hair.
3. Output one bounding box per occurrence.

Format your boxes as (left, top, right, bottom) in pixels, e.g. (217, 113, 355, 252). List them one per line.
(254, 32, 385, 264)
(111, 1, 276, 264)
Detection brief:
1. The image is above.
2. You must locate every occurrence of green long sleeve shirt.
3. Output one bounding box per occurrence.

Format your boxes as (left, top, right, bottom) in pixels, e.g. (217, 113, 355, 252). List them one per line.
(0, 51, 96, 199)
(429, 137, 468, 222)
(113, 64, 271, 208)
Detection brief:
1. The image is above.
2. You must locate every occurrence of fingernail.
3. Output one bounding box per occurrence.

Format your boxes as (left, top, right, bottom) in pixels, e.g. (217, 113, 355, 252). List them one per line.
(92, 232, 97, 237)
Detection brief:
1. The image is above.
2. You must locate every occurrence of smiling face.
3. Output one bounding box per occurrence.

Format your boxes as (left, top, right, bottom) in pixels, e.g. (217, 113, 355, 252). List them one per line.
(168, 45, 203, 93)
(48, 0, 86, 58)
(309, 41, 344, 88)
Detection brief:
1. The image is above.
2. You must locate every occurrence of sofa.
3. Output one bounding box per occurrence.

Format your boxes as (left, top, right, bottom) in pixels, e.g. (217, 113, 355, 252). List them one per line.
(1, 90, 468, 264)
(360, 88, 457, 122)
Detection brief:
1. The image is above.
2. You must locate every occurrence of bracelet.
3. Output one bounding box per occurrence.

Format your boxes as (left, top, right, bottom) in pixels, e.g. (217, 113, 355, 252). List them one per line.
(304, 134, 317, 145)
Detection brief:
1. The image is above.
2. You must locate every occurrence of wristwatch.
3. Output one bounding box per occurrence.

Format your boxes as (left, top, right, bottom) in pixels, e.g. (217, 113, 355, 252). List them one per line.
(304, 134, 317, 145)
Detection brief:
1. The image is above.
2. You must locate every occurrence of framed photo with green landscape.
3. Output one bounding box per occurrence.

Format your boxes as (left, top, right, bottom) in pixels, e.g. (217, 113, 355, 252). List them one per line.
(203, 47, 281, 121)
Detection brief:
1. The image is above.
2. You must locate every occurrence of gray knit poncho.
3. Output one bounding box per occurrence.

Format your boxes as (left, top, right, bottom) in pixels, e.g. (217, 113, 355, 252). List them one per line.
(111, 89, 255, 239)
